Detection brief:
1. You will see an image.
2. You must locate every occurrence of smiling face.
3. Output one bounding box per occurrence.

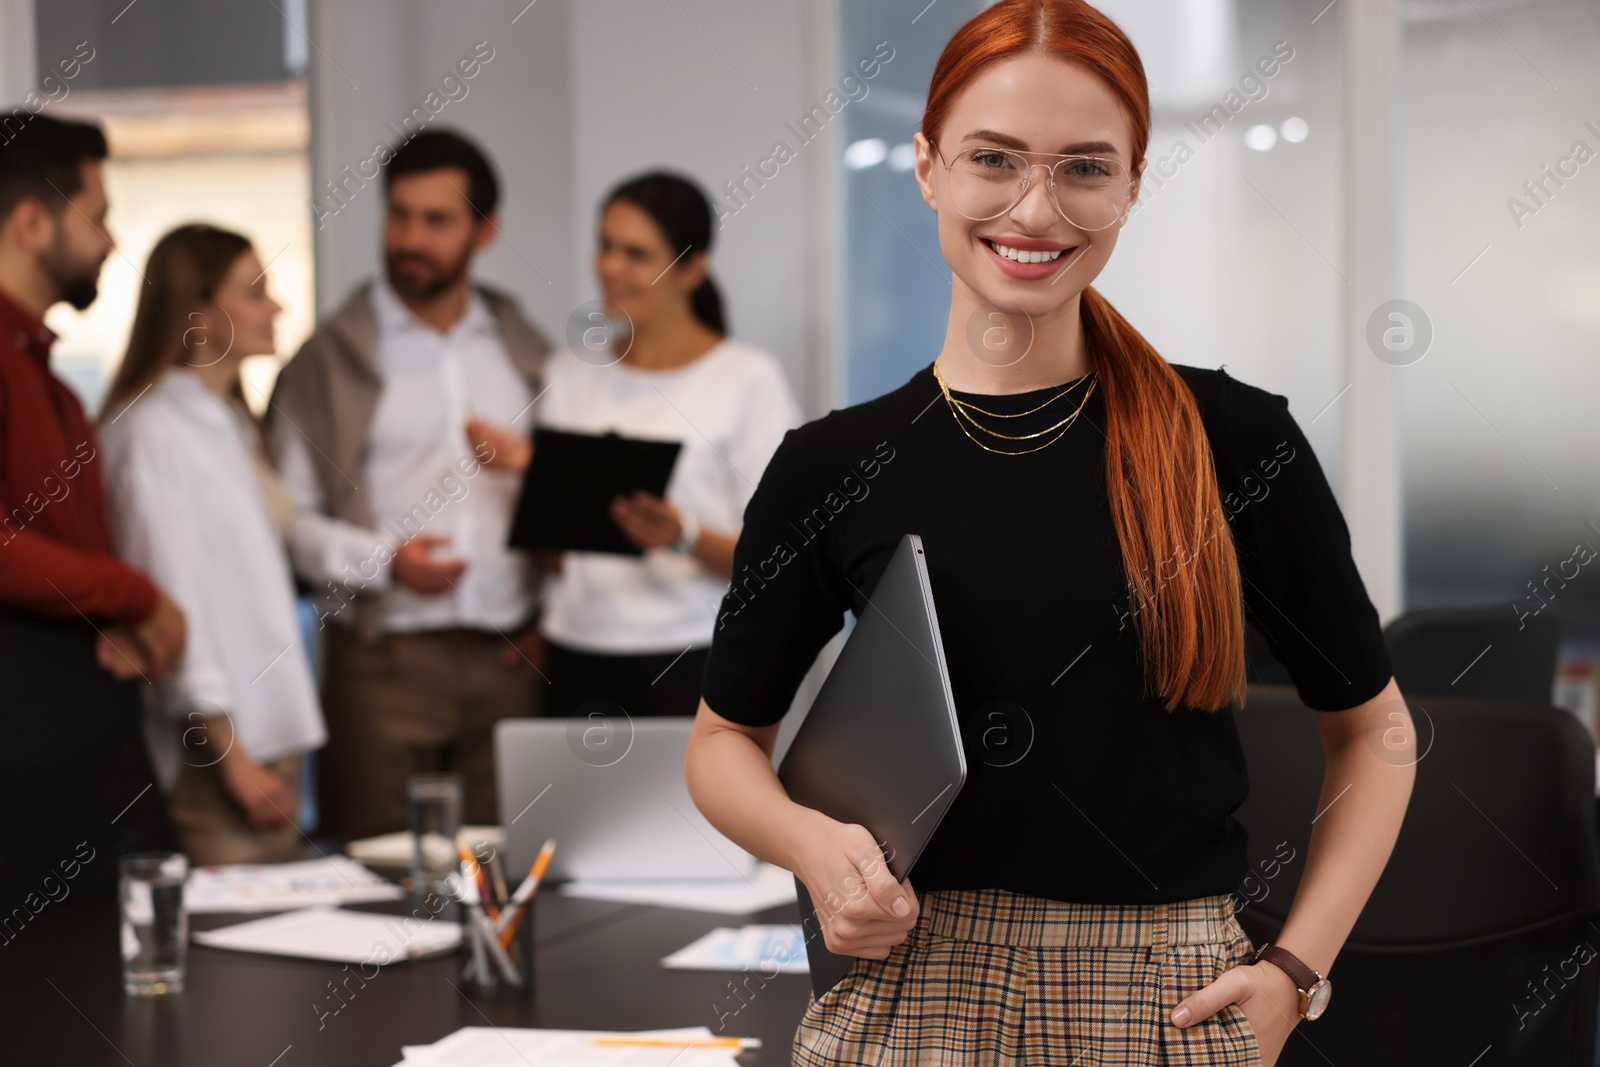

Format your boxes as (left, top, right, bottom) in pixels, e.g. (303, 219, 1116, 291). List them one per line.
(593, 197, 707, 330)
(209, 250, 281, 360)
(914, 53, 1143, 321)
(180, 248, 281, 372)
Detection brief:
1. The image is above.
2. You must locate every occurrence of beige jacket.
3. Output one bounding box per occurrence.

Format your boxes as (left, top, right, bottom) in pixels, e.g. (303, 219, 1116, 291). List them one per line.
(266, 279, 548, 639)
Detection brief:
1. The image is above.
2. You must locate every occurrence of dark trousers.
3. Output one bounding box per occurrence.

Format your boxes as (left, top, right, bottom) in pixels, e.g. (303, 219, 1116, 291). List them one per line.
(544, 638, 711, 719)
(0, 609, 176, 916)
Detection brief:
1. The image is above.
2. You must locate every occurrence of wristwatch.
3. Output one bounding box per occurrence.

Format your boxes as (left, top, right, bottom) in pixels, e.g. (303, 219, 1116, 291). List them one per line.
(1252, 943, 1332, 1021)
(670, 511, 701, 555)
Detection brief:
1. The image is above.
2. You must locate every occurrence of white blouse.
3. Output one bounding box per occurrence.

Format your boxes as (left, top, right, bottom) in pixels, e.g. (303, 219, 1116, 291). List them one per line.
(101, 368, 326, 791)
(536, 339, 802, 653)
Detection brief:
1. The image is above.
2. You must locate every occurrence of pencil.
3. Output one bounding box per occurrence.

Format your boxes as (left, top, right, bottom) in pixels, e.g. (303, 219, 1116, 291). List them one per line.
(510, 839, 556, 907)
(496, 838, 556, 946)
(469, 906, 524, 985)
(591, 1036, 761, 1050)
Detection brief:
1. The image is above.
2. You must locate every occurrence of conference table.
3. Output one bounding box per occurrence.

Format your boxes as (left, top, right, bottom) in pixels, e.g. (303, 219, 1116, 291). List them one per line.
(0, 880, 813, 1065)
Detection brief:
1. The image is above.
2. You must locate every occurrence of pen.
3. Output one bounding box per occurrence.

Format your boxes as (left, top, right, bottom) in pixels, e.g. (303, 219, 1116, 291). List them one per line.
(488, 851, 508, 908)
(452, 856, 489, 984)
(591, 1037, 762, 1050)
(477, 907, 524, 985)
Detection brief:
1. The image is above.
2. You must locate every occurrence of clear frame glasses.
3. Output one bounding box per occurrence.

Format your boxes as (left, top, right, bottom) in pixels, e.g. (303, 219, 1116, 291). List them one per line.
(930, 140, 1136, 231)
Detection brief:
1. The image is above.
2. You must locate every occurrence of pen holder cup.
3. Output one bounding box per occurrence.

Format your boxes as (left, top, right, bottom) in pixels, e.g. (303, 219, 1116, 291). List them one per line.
(459, 892, 535, 997)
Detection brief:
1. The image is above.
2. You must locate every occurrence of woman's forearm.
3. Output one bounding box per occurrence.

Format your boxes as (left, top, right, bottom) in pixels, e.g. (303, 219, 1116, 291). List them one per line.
(684, 708, 830, 872)
(690, 528, 738, 579)
(1270, 677, 1415, 977)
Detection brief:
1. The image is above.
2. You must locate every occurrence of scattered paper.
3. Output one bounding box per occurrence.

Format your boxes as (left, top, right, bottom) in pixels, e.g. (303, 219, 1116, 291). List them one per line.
(662, 924, 808, 974)
(558, 861, 797, 914)
(193, 905, 460, 963)
(393, 1026, 744, 1066)
(185, 855, 403, 913)
(344, 825, 504, 869)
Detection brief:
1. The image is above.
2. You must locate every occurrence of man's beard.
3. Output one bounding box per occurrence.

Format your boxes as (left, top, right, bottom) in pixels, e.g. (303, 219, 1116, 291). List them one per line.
(40, 230, 102, 311)
(385, 244, 472, 304)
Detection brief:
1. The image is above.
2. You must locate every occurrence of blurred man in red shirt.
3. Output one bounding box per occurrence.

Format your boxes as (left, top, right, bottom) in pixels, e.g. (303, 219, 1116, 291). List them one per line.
(0, 115, 186, 914)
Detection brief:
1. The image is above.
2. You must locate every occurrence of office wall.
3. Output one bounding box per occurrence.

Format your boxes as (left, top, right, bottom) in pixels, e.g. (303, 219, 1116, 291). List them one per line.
(1397, 2, 1600, 636)
(0, 0, 35, 105)
(35, 0, 293, 90)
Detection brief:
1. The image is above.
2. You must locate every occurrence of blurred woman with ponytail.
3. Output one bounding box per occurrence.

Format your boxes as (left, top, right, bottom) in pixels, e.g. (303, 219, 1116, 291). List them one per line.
(684, 3, 1412, 1065)
(472, 171, 800, 718)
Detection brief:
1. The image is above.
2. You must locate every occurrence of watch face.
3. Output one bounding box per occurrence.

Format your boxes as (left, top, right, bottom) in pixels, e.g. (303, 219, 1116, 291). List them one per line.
(1305, 979, 1332, 1020)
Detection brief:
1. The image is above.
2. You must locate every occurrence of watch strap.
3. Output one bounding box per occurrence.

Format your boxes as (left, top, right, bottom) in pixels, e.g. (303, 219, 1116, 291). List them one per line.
(672, 511, 701, 554)
(1253, 943, 1320, 994)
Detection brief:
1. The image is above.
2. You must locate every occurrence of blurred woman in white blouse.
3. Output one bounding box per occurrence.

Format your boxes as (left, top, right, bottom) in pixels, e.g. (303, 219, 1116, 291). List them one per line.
(471, 171, 801, 718)
(99, 223, 325, 865)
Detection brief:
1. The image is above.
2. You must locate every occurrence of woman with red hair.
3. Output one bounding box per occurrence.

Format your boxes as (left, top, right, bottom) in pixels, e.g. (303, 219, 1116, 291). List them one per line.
(686, 2, 1412, 1063)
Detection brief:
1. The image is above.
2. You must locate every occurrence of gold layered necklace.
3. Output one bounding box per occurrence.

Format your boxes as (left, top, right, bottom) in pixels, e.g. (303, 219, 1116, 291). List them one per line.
(932, 359, 1098, 455)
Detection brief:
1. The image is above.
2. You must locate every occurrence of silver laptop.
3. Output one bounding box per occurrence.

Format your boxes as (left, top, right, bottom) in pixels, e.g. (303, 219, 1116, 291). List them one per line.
(496, 716, 758, 882)
(777, 532, 966, 996)
(778, 533, 965, 881)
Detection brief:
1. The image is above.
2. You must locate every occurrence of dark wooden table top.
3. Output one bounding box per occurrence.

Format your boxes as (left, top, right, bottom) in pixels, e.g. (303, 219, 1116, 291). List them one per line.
(0, 886, 811, 1065)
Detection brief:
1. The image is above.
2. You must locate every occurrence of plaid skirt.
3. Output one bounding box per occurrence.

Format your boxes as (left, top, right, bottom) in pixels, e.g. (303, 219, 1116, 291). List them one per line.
(793, 888, 1263, 1067)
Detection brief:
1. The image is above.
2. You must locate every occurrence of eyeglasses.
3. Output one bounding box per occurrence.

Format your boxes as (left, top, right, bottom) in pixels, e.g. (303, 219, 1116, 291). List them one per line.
(930, 140, 1135, 231)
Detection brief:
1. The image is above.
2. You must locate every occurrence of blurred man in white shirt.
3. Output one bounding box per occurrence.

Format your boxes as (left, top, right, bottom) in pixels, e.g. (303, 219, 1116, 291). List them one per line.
(267, 129, 548, 838)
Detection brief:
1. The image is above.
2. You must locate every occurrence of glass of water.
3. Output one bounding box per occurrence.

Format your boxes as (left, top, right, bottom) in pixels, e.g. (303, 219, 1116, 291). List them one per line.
(120, 852, 188, 996)
(408, 771, 463, 908)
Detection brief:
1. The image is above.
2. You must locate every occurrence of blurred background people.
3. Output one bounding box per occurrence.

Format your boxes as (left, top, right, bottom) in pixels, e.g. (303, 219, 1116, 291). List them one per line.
(98, 223, 326, 866)
(267, 129, 549, 839)
(0, 115, 184, 909)
(471, 171, 800, 719)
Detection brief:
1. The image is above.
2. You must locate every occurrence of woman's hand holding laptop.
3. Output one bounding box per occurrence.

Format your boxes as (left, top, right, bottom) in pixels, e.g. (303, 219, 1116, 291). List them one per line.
(794, 816, 920, 959)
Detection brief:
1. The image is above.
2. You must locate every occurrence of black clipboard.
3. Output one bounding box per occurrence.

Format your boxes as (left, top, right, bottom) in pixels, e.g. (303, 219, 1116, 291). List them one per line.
(506, 427, 683, 556)
(776, 534, 966, 998)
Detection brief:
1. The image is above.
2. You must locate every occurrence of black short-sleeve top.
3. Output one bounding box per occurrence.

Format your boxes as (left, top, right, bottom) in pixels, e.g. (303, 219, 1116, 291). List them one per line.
(701, 361, 1393, 905)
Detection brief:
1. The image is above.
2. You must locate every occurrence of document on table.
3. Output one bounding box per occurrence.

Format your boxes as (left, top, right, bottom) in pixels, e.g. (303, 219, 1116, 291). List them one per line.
(557, 860, 798, 914)
(185, 855, 403, 913)
(394, 1026, 744, 1066)
(662, 924, 809, 973)
(344, 825, 504, 869)
(192, 905, 460, 963)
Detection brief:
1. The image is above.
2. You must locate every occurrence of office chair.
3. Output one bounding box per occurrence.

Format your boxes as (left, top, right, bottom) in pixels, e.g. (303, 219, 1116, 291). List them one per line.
(1384, 604, 1561, 704)
(1230, 685, 1600, 1067)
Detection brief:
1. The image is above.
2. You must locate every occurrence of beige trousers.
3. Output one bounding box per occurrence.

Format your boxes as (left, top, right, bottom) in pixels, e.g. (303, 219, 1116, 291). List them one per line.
(169, 754, 307, 866)
(317, 626, 543, 840)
